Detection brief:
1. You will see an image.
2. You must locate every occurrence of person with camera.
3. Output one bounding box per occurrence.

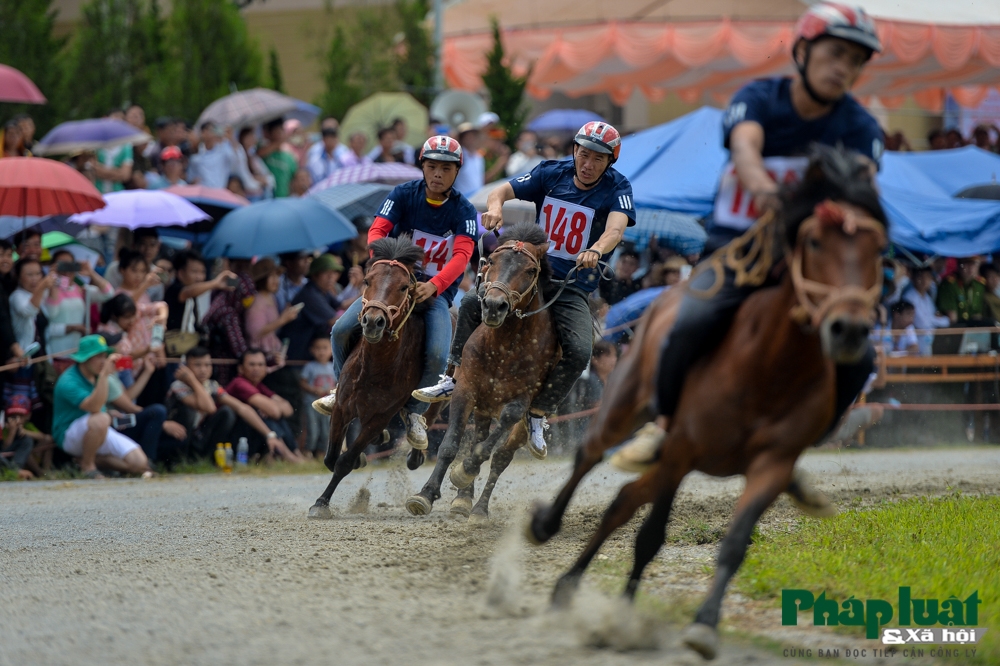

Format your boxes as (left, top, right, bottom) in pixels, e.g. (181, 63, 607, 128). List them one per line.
(43, 250, 115, 374)
(51, 335, 153, 479)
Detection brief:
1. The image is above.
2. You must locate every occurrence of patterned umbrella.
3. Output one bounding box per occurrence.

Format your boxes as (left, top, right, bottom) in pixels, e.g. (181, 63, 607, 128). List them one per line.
(624, 209, 707, 255)
(196, 88, 319, 129)
(68, 190, 210, 230)
(0, 65, 46, 104)
(311, 162, 422, 188)
(307, 183, 393, 223)
(34, 119, 151, 156)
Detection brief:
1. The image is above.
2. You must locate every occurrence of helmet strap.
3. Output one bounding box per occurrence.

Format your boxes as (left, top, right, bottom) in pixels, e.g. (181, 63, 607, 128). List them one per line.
(795, 40, 841, 107)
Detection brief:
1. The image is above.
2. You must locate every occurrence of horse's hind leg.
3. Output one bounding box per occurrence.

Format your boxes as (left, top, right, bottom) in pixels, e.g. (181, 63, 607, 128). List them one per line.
(308, 417, 384, 519)
(309, 409, 352, 518)
(551, 469, 660, 608)
(452, 401, 525, 489)
(682, 454, 795, 660)
(449, 413, 492, 489)
(468, 421, 526, 523)
(406, 393, 473, 516)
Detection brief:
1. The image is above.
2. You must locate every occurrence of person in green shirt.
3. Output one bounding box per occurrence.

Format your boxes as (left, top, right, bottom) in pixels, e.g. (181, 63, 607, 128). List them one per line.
(258, 117, 299, 198)
(51, 335, 152, 479)
(937, 257, 988, 324)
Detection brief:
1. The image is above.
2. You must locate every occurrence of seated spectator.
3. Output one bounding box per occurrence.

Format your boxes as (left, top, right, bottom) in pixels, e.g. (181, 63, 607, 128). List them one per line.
(902, 265, 950, 355)
(599, 250, 641, 305)
(980, 263, 1000, 323)
(202, 260, 256, 386)
(16, 229, 42, 262)
(299, 335, 336, 459)
(889, 301, 919, 356)
(115, 249, 169, 349)
(245, 258, 300, 359)
(51, 335, 152, 479)
(43, 252, 115, 372)
(225, 349, 303, 463)
(281, 254, 342, 362)
(147, 146, 188, 189)
(276, 251, 312, 311)
(100, 291, 166, 382)
(154, 254, 175, 291)
(166, 347, 242, 462)
(289, 168, 312, 197)
(164, 251, 235, 333)
(104, 229, 164, 300)
(1, 395, 54, 480)
(937, 256, 986, 324)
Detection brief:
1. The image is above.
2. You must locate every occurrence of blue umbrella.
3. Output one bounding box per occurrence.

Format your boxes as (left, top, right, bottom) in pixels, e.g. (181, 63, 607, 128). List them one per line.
(0, 214, 83, 241)
(623, 209, 707, 254)
(202, 198, 357, 258)
(34, 118, 151, 156)
(528, 109, 605, 133)
(603, 287, 668, 343)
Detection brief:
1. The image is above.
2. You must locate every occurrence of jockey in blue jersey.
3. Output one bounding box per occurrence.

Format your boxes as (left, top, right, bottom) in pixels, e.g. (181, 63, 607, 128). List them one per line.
(413, 121, 636, 458)
(312, 136, 477, 452)
(611, 3, 884, 487)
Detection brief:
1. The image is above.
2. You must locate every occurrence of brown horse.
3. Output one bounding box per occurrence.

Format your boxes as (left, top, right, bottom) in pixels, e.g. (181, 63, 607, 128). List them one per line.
(405, 223, 561, 521)
(528, 148, 887, 659)
(308, 235, 440, 519)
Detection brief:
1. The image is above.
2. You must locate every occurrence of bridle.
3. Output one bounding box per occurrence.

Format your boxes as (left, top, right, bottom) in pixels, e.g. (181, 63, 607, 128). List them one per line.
(480, 240, 542, 319)
(358, 259, 418, 341)
(789, 200, 886, 329)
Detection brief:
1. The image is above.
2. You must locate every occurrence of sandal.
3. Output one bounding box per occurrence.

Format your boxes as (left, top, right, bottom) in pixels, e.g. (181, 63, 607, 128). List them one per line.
(82, 469, 106, 480)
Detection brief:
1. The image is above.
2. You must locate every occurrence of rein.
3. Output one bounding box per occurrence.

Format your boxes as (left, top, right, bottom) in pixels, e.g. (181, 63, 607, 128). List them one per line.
(359, 259, 418, 341)
(788, 202, 886, 329)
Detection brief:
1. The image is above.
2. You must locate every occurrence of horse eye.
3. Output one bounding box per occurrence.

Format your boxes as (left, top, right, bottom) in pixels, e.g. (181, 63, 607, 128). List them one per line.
(400, 285, 408, 292)
(808, 237, 822, 251)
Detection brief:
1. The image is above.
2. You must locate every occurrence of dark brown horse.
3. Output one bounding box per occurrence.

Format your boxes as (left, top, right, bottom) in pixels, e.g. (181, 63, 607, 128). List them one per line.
(308, 236, 441, 519)
(405, 223, 561, 521)
(528, 149, 887, 659)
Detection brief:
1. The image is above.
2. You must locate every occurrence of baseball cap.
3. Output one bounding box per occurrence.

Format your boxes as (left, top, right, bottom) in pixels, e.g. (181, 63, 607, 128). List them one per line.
(477, 112, 500, 129)
(160, 146, 183, 162)
(4, 394, 31, 417)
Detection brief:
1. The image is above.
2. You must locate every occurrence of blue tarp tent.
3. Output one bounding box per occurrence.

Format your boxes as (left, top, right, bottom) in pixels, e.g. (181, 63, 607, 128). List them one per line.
(616, 108, 1000, 257)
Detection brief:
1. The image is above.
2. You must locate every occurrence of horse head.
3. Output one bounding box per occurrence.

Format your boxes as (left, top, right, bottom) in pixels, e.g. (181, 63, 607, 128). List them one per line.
(480, 223, 551, 327)
(783, 146, 888, 363)
(359, 236, 423, 343)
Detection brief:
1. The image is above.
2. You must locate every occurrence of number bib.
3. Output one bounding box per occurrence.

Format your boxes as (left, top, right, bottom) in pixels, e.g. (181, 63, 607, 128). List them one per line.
(713, 156, 808, 230)
(413, 230, 454, 277)
(539, 196, 595, 260)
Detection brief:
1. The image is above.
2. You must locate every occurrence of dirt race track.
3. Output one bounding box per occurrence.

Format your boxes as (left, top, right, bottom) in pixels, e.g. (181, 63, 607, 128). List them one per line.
(2, 446, 998, 666)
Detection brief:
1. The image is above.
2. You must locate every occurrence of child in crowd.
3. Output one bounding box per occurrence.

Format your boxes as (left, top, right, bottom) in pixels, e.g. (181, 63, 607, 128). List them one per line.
(299, 335, 336, 459)
(1, 395, 54, 479)
(890, 301, 920, 356)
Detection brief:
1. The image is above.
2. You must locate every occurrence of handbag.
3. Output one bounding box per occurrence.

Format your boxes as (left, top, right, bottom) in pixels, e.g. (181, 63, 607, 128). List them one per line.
(164, 298, 202, 356)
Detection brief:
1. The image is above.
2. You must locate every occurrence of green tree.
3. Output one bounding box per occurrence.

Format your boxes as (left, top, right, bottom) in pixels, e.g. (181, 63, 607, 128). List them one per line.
(267, 47, 284, 93)
(481, 18, 530, 149)
(0, 0, 66, 129)
(396, 0, 436, 106)
(315, 24, 362, 121)
(160, 0, 263, 122)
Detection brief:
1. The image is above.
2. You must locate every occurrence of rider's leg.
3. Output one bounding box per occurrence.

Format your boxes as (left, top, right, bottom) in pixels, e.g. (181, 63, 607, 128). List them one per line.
(313, 297, 364, 415)
(526, 287, 593, 458)
(412, 288, 481, 402)
(402, 295, 452, 449)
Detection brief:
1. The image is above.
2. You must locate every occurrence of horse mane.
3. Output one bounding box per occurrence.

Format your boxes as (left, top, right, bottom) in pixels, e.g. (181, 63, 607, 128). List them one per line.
(780, 144, 889, 247)
(496, 222, 553, 286)
(368, 234, 425, 269)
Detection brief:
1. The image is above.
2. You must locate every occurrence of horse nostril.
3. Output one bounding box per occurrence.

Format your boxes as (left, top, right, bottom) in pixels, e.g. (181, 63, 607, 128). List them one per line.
(495, 300, 509, 313)
(830, 320, 844, 337)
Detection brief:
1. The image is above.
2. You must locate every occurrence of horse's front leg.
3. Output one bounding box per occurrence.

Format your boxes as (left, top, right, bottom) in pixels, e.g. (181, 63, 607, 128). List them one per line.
(451, 399, 526, 489)
(468, 420, 526, 523)
(309, 407, 354, 519)
(406, 391, 474, 516)
(308, 414, 386, 519)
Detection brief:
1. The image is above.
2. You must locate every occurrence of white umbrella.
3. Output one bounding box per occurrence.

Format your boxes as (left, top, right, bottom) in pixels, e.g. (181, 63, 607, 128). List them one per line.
(68, 190, 210, 230)
(468, 180, 537, 226)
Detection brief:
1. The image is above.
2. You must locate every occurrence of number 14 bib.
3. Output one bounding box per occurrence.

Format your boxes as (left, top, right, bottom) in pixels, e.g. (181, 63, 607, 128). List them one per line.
(539, 196, 594, 260)
(412, 230, 454, 277)
(713, 156, 808, 231)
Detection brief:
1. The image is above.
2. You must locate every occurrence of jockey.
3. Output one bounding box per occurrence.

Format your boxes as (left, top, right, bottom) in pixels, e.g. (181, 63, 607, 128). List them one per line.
(413, 121, 636, 458)
(312, 136, 478, 451)
(611, 2, 884, 474)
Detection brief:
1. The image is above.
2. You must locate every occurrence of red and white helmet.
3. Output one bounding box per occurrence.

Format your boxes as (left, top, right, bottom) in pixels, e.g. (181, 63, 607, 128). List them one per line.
(573, 121, 622, 162)
(419, 135, 463, 166)
(795, 3, 882, 55)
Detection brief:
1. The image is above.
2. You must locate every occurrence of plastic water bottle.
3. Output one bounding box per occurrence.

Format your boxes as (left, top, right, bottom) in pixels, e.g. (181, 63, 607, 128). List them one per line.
(223, 442, 234, 473)
(214, 443, 226, 469)
(236, 437, 249, 467)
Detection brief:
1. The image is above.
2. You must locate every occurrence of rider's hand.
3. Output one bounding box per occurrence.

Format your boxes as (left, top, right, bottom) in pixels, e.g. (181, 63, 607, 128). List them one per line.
(575, 248, 602, 269)
(414, 282, 438, 304)
(481, 208, 503, 231)
(751, 186, 781, 217)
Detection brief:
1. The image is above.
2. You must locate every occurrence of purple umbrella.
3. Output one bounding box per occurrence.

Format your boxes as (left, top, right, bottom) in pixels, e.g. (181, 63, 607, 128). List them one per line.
(34, 118, 151, 157)
(68, 190, 210, 230)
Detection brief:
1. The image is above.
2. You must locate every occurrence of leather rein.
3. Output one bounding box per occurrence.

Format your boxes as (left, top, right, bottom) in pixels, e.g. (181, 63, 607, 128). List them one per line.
(358, 259, 418, 341)
(788, 201, 887, 329)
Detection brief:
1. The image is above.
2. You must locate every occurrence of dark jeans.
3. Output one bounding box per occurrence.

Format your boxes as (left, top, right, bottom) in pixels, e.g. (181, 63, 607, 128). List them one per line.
(264, 366, 303, 438)
(654, 262, 874, 435)
(449, 284, 594, 414)
(1, 434, 34, 470)
(120, 404, 185, 465)
(171, 403, 239, 460)
(232, 416, 297, 460)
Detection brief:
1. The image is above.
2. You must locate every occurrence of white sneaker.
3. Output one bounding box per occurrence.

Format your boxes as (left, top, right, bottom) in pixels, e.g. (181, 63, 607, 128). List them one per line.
(312, 389, 337, 416)
(407, 413, 428, 450)
(411, 374, 455, 403)
(527, 414, 548, 460)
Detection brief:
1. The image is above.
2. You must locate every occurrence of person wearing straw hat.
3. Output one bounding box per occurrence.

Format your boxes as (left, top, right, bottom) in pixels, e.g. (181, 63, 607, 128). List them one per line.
(51, 335, 152, 480)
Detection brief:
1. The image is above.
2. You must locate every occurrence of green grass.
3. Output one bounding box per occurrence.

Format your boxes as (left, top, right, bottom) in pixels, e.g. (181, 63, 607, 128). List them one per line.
(738, 494, 1000, 663)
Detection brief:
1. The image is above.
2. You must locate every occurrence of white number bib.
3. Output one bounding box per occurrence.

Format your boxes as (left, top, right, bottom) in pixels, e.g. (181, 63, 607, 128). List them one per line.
(713, 156, 808, 231)
(413, 231, 454, 277)
(539, 196, 595, 260)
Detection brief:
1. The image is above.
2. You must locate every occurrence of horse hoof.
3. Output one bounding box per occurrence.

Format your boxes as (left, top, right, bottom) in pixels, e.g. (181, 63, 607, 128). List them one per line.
(787, 471, 838, 518)
(450, 463, 475, 489)
(526, 502, 554, 546)
(467, 510, 489, 525)
(551, 574, 580, 609)
(406, 449, 425, 471)
(681, 623, 719, 660)
(450, 495, 472, 518)
(405, 494, 433, 516)
(307, 502, 334, 520)
(353, 452, 368, 470)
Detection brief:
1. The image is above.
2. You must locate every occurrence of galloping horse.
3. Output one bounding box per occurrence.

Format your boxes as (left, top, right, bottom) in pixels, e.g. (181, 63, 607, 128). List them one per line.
(529, 148, 887, 659)
(405, 223, 561, 521)
(308, 236, 440, 519)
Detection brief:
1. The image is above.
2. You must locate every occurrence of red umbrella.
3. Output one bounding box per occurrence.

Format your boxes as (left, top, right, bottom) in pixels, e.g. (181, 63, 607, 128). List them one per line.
(0, 65, 46, 104)
(0, 157, 104, 217)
